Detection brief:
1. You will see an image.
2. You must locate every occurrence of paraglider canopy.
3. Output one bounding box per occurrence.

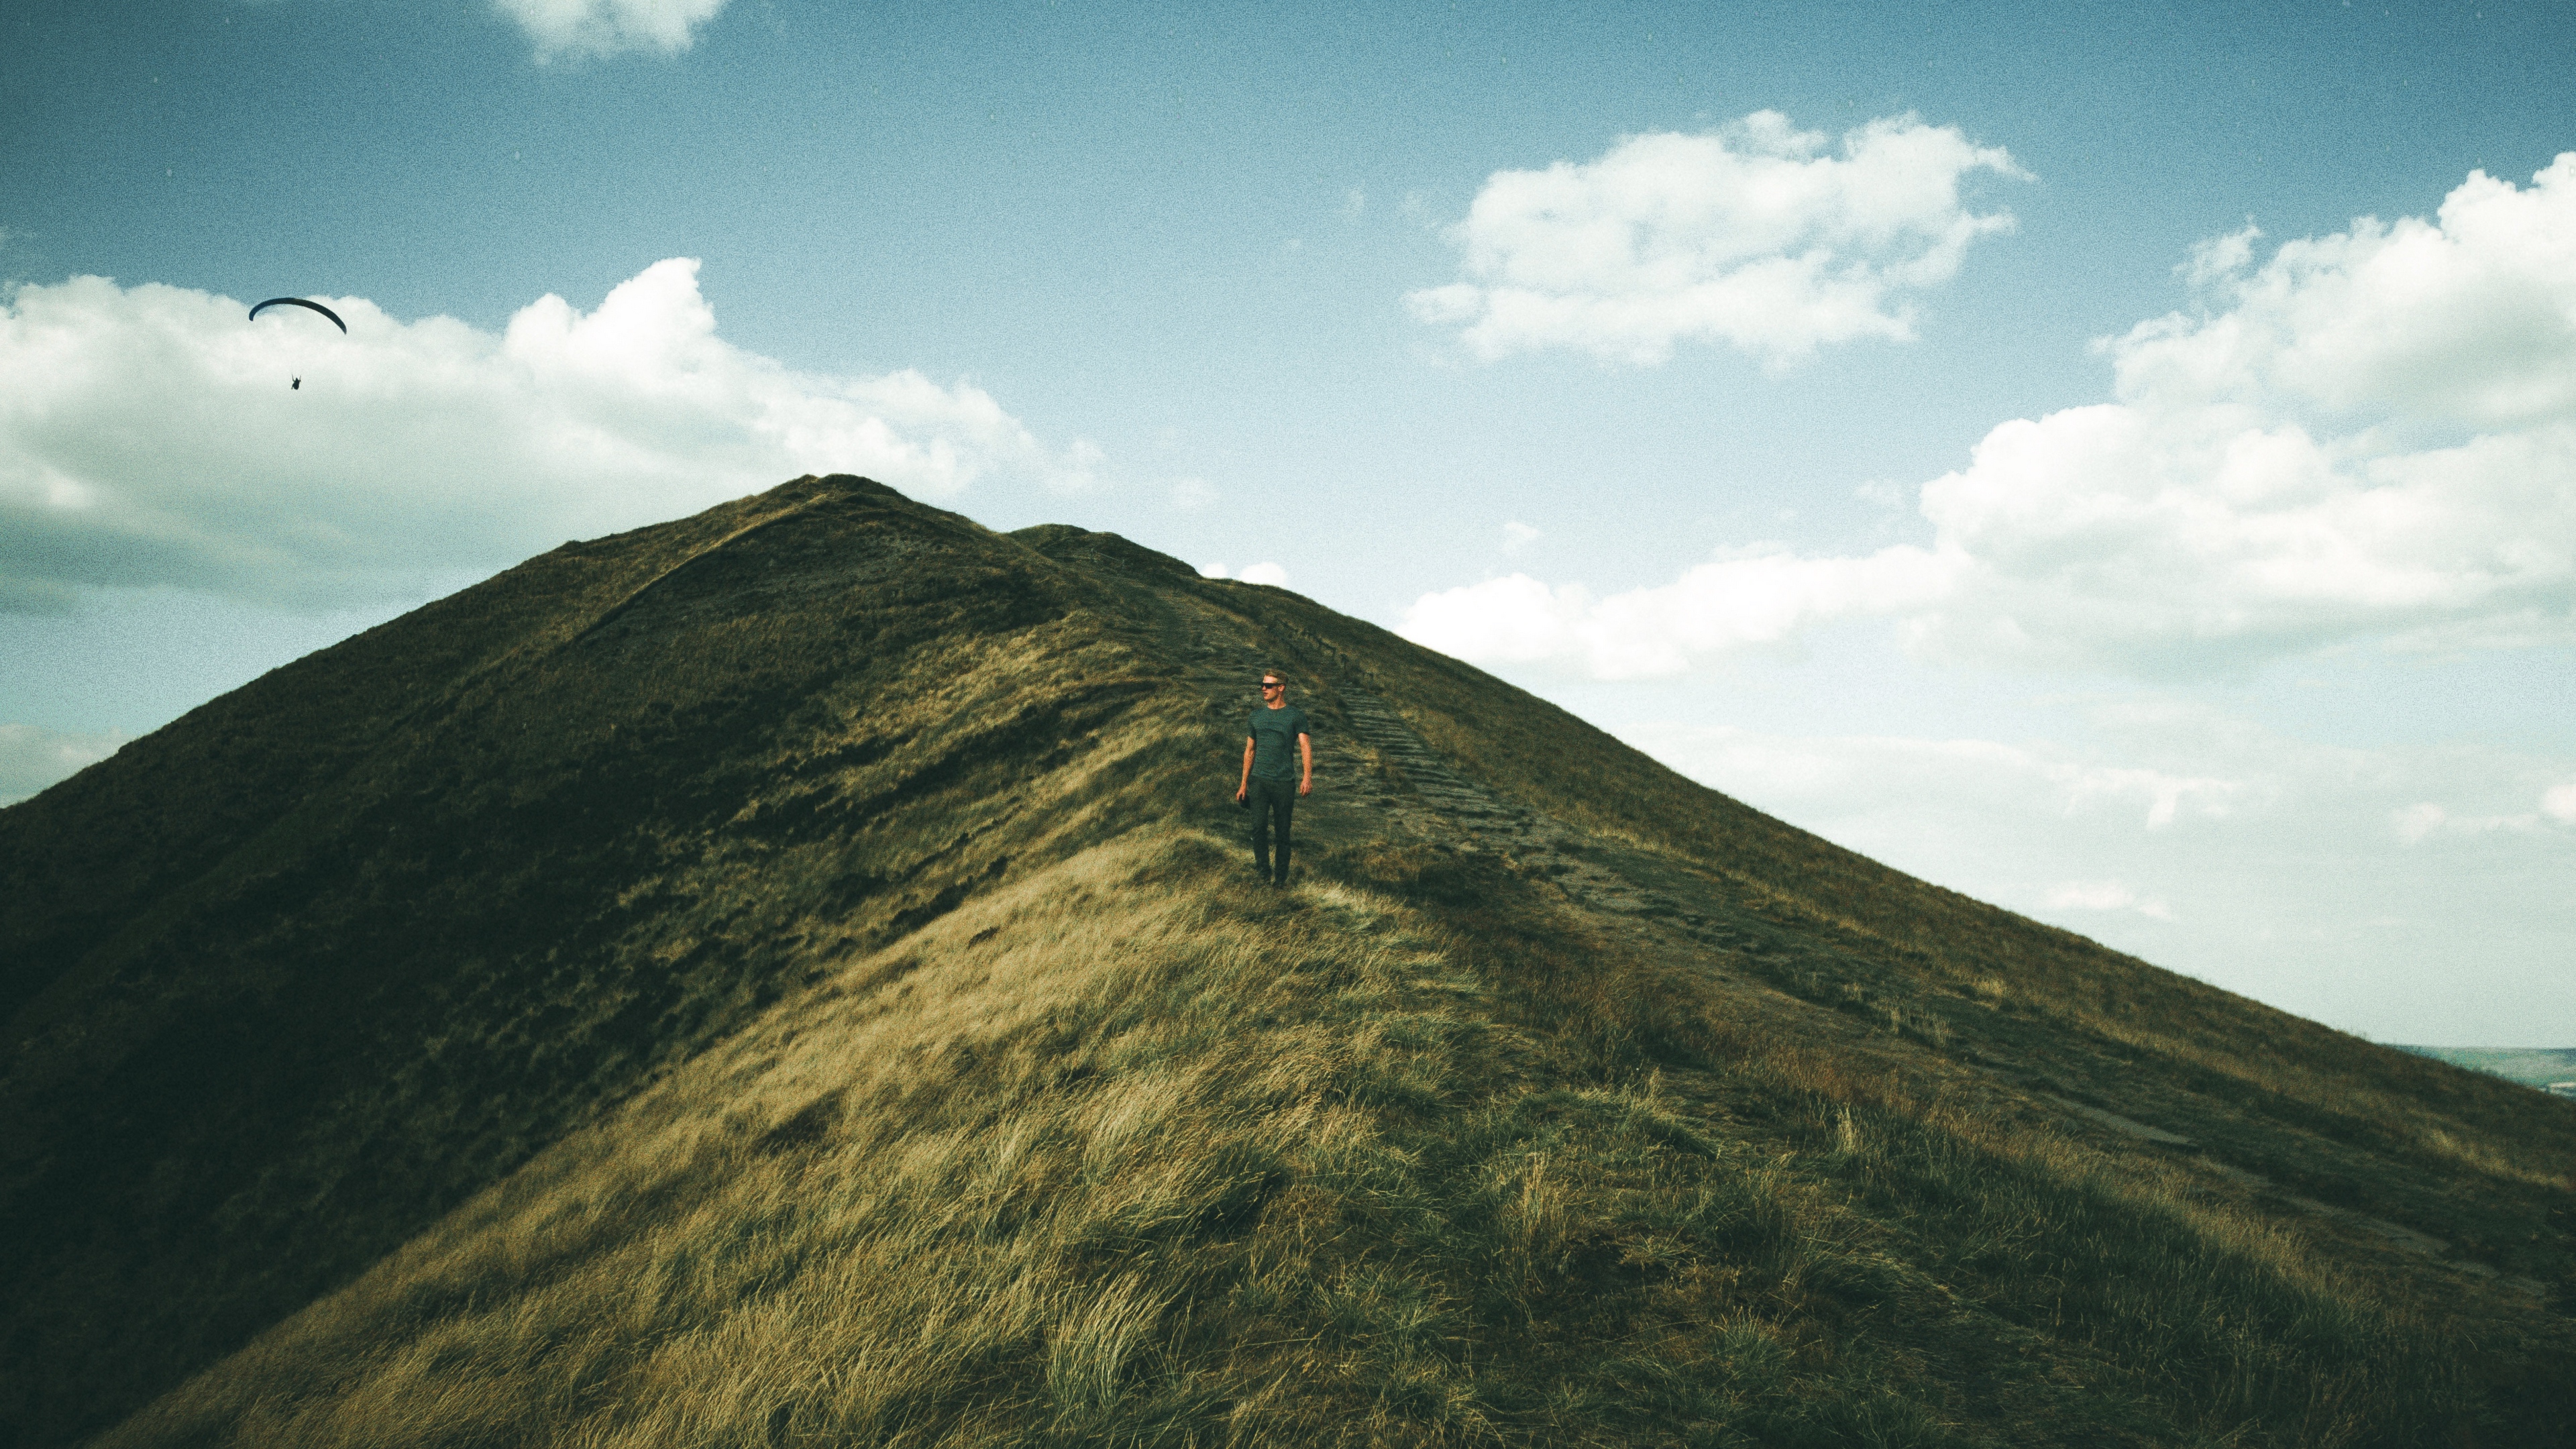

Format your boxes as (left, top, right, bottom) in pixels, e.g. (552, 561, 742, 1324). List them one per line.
(248, 297, 347, 333)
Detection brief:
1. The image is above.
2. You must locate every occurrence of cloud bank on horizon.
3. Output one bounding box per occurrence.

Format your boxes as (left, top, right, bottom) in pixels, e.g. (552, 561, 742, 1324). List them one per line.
(0, 258, 1098, 613)
(1405, 154, 2576, 679)
(492, 0, 730, 61)
(1407, 112, 2027, 368)
(1197, 561, 1291, 587)
(1629, 699, 2576, 971)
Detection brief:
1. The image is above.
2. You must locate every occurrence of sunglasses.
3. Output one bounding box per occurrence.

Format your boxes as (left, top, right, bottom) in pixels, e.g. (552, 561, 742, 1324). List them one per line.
(1258, 681, 1282, 690)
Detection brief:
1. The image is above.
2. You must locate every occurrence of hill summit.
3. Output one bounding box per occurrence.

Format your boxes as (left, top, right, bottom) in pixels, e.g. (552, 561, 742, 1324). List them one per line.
(4, 474, 2571, 1448)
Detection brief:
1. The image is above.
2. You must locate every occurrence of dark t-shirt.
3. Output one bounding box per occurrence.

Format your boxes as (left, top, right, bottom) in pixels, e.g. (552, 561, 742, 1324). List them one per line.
(1248, 704, 1309, 781)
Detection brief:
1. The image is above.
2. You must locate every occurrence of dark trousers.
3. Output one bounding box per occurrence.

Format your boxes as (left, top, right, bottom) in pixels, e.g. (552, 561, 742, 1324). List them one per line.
(1248, 775, 1297, 882)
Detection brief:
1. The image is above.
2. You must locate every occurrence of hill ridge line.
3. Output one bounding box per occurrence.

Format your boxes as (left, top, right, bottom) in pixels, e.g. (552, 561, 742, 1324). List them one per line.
(7, 476, 2570, 1448)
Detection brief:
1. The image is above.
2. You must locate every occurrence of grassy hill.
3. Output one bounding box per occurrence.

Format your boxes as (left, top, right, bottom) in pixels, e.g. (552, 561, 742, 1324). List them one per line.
(4, 474, 2570, 1448)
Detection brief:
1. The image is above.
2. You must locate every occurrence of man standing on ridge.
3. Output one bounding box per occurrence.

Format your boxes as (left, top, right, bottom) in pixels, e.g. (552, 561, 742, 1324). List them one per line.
(1236, 671, 1311, 887)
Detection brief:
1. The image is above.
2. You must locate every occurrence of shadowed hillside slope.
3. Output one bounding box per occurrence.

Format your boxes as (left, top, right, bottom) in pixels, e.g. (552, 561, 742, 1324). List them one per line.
(4, 475, 2571, 1448)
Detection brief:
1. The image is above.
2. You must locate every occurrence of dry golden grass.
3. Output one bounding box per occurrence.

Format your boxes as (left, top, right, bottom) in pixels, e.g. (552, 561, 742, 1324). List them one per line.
(104, 836, 1470, 1446)
(99, 826, 2544, 1448)
(13, 476, 2569, 1448)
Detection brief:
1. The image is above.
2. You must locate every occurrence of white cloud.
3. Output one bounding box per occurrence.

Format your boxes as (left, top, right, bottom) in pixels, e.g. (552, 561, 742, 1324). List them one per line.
(1501, 520, 1541, 555)
(0, 260, 1099, 612)
(1621, 702, 2575, 1038)
(2392, 798, 2557, 843)
(2394, 801, 2449, 844)
(492, 0, 728, 61)
(1625, 720, 2247, 835)
(0, 722, 127, 806)
(2181, 221, 2261, 287)
(1407, 111, 2027, 367)
(1406, 156, 2576, 678)
(1170, 477, 1218, 511)
(1403, 547, 1956, 679)
(1853, 478, 1908, 512)
(2044, 881, 2176, 920)
(2546, 782, 2576, 824)
(1194, 561, 1288, 586)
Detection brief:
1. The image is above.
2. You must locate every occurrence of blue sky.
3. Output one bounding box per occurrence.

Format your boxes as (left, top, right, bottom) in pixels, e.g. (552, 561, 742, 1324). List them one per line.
(5, 0, 2572, 1044)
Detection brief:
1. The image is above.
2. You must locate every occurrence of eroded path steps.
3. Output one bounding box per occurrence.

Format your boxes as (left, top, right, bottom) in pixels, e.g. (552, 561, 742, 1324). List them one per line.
(1305, 670, 2557, 1305)
(1055, 537, 2557, 1307)
(1327, 684, 1747, 929)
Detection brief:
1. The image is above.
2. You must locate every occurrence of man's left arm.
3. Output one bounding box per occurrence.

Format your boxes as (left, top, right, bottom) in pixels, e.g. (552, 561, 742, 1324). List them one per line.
(1297, 731, 1312, 796)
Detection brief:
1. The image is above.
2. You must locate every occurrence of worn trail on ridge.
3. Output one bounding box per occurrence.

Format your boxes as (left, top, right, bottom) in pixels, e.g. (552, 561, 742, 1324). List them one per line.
(1100, 560, 2552, 1304)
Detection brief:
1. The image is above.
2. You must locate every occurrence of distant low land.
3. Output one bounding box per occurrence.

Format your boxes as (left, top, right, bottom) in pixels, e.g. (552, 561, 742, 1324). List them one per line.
(2398, 1046, 2576, 1095)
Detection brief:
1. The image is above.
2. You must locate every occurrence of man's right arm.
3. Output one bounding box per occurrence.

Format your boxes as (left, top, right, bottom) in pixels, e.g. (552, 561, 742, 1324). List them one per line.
(1236, 737, 1254, 801)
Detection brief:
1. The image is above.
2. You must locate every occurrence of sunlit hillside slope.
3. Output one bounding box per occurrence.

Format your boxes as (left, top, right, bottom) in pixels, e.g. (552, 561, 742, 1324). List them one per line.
(4, 475, 2570, 1448)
